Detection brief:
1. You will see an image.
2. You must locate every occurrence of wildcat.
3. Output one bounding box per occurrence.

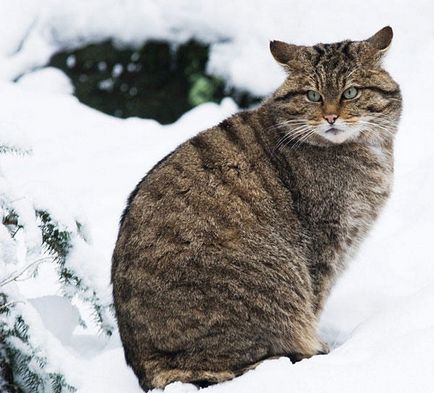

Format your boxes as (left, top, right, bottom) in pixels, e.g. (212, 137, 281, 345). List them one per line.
(112, 26, 402, 390)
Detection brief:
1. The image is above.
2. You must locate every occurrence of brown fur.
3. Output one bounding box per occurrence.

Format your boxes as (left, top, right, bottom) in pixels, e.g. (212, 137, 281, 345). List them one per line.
(112, 27, 402, 390)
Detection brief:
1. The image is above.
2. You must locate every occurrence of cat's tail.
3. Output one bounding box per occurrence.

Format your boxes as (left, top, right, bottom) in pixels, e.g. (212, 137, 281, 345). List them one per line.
(149, 368, 236, 389)
(146, 361, 263, 390)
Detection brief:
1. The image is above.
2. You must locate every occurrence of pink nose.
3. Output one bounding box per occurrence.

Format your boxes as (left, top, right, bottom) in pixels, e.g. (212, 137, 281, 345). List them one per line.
(324, 114, 338, 125)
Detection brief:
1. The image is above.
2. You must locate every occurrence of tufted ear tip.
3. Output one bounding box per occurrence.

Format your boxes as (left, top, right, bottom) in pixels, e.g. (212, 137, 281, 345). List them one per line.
(367, 26, 393, 51)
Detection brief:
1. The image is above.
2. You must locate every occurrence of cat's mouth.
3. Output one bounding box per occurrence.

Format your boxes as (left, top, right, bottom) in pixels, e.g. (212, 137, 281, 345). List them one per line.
(316, 121, 361, 144)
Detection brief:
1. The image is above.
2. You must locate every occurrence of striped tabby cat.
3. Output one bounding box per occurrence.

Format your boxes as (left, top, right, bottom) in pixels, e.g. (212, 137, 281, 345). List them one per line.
(112, 26, 402, 390)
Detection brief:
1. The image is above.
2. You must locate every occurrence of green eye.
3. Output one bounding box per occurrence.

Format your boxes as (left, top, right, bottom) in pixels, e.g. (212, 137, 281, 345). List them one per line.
(342, 86, 358, 100)
(307, 90, 321, 102)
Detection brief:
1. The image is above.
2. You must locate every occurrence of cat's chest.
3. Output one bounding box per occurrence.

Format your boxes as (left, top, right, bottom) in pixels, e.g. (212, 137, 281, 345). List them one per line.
(289, 144, 392, 242)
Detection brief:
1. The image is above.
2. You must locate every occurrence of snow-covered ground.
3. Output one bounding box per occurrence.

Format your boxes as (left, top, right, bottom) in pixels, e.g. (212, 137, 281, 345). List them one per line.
(1, 1, 434, 392)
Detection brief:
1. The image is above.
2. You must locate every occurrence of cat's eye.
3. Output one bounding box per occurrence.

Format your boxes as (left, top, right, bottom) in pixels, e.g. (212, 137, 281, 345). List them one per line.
(342, 86, 359, 100)
(307, 90, 322, 102)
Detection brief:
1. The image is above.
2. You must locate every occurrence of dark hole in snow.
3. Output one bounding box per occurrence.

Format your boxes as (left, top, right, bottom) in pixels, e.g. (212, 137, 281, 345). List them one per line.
(48, 40, 261, 125)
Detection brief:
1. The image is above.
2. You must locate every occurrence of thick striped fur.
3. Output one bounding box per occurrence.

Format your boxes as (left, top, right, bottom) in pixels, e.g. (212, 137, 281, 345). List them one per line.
(112, 27, 401, 390)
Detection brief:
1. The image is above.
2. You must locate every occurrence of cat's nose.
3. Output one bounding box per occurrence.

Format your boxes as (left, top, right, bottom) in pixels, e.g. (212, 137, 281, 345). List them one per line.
(324, 114, 338, 125)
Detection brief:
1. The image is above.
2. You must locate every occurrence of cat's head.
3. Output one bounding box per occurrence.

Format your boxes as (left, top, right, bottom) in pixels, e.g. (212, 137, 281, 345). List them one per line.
(268, 26, 402, 147)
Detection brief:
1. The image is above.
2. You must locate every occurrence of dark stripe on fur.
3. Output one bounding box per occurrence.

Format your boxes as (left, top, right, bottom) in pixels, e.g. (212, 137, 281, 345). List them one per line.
(119, 150, 175, 226)
(361, 86, 400, 97)
(340, 41, 351, 58)
(313, 45, 325, 56)
(219, 118, 243, 149)
(274, 90, 306, 102)
(367, 102, 393, 113)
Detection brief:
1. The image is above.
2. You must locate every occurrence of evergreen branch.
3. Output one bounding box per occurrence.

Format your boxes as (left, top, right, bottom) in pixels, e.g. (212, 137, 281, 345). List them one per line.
(0, 300, 24, 312)
(36, 210, 115, 335)
(0, 257, 51, 288)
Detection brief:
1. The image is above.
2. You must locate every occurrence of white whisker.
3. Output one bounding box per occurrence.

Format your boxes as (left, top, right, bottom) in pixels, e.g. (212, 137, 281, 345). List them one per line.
(267, 119, 307, 132)
(358, 120, 395, 137)
(273, 125, 309, 152)
(289, 127, 316, 151)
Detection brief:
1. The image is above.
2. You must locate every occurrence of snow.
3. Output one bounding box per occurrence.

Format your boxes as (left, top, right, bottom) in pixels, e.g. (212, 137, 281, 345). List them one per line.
(1, 0, 434, 392)
(17, 67, 74, 94)
(29, 296, 81, 345)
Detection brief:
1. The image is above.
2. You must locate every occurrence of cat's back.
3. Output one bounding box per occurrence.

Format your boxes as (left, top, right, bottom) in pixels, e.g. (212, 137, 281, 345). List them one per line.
(114, 111, 298, 263)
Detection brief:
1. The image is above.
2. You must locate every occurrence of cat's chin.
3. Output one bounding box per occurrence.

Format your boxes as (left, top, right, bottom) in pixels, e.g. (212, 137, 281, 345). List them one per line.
(315, 126, 361, 145)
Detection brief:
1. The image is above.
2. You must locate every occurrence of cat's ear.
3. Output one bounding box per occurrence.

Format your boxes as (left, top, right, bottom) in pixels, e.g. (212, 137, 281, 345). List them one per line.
(270, 40, 302, 67)
(366, 26, 393, 53)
